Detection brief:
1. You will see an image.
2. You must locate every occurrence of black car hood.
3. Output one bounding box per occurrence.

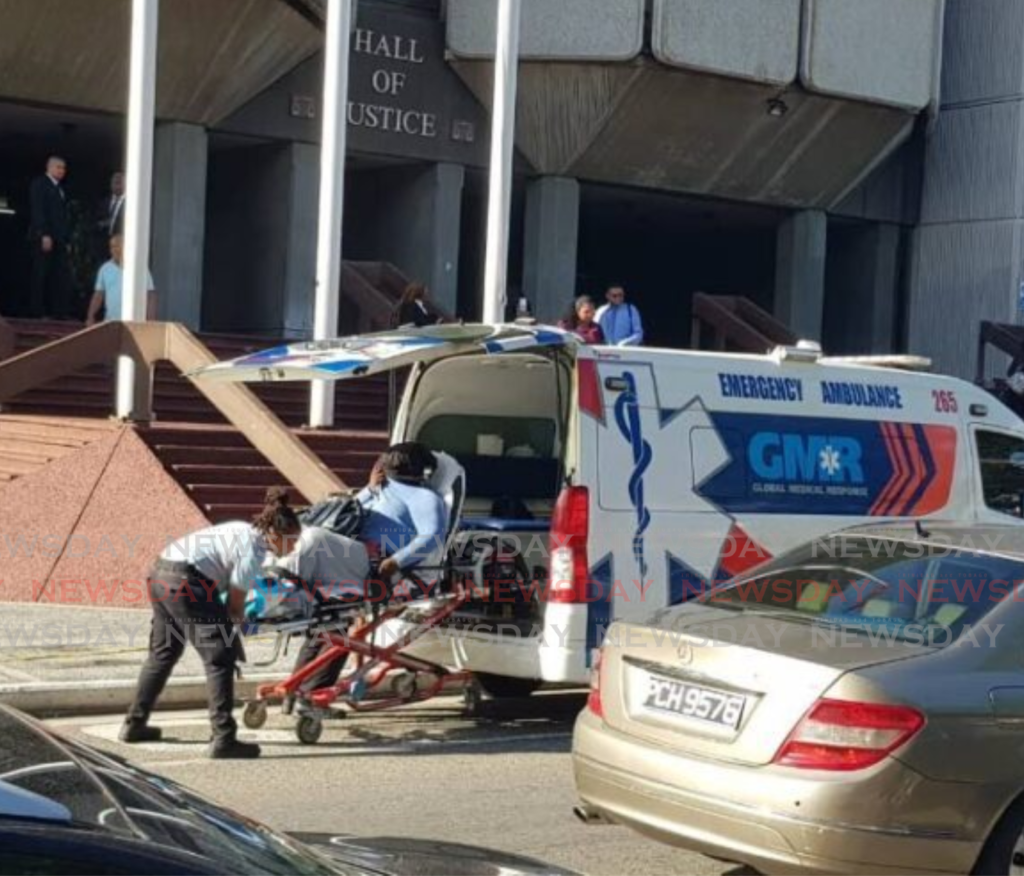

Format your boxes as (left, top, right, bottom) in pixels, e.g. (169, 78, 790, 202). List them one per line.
(291, 834, 579, 876)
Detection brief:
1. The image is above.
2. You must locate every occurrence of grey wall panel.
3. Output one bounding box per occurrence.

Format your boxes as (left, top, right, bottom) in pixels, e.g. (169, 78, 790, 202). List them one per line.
(446, 0, 644, 60)
(802, 0, 943, 111)
(908, 220, 1022, 377)
(919, 102, 1024, 224)
(832, 143, 915, 225)
(941, 0, 1024, 107)
(651, 0, 800, 86)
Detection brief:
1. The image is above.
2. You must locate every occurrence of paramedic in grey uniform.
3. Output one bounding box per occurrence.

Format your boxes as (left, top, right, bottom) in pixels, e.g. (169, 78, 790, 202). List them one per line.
(121, 489, 302, 759)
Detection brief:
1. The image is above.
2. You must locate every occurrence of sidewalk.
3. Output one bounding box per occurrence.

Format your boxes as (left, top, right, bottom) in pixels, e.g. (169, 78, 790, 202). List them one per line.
(0, 603, 286, 716)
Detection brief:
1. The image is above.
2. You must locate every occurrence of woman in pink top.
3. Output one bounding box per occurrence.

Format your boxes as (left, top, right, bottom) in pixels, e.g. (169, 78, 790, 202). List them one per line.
(558, 295, 605, 345)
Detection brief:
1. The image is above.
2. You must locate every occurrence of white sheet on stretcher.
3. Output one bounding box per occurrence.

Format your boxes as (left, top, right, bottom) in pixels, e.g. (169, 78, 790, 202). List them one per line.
(248, 526, 371, 621)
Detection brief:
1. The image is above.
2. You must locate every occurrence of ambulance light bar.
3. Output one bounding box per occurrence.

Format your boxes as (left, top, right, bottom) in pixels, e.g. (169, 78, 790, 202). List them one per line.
(821, 355, 933, 373)
(771, 341, 823, 364)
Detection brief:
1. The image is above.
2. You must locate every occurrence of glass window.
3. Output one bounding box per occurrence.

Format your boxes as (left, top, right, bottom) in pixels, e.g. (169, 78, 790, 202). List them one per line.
(0, 716, 133, 836)
(417, 414, 557, 459)
(700, 538, 1024, 645)
(66, 743, 362, 876)
(977, 430, 1024, 518)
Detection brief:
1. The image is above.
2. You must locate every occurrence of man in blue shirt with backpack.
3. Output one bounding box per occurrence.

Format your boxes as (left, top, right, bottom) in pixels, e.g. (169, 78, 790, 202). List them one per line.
(596, 283, 644, 347)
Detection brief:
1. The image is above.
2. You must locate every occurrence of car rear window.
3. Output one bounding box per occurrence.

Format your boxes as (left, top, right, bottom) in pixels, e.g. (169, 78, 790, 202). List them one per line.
(702, 540, 1024, 644)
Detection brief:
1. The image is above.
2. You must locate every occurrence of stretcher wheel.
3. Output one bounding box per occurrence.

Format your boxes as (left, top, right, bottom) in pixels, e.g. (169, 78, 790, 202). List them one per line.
(390, 672, 418, 699)
(242, 701, 268, 730)
(463, 680, 484, 717)
(296, 715, 323, 745)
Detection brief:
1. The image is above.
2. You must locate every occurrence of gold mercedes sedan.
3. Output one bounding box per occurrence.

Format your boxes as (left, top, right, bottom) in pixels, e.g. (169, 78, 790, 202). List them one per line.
(573, 524, 1024, 875)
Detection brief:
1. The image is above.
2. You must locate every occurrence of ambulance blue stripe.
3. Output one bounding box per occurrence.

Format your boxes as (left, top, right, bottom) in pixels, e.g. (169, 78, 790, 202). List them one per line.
(586, 555, 614, 664)
(900, 423, 937, 516)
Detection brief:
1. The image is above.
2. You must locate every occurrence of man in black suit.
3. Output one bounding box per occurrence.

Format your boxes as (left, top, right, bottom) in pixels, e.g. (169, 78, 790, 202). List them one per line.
(99, 171, 126, 240)
(28, 156, 74, 320)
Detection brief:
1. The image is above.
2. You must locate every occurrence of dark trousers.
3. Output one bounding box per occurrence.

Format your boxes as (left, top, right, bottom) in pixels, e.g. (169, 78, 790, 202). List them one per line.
(29, 245, 73, 319)
(127, 571, 238, 743)
(293, 634, 347, 695)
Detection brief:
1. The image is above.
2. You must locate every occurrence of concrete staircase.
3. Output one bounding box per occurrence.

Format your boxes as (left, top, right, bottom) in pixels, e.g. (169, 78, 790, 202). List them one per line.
(1, 320, 389, 430)
(138, 423, 387, 522)
(0, 320, 392, 524)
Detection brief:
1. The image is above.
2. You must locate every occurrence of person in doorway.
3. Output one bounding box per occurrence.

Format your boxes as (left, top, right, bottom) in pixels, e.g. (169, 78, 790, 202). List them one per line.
(96, 171, 126, 252)
(86, 234, 157, 325)
(596, 283, 644, 347)
(101, 172, 126, 238)
(27, 156, 74, 320)
(559, 295, 605, 345)
(394, 282, 442, 328)
(121, 489, 306, 759)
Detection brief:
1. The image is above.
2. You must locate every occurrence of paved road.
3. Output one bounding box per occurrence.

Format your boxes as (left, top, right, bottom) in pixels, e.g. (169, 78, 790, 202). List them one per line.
(49, 693, 741, 876)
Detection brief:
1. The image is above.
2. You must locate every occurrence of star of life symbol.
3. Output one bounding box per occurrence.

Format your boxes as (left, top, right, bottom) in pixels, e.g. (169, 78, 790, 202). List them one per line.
(602, 371, 737, 591)
(819, 445, 843, 477)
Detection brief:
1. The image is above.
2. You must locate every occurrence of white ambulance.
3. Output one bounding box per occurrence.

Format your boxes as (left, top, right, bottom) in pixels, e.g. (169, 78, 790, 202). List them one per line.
(196, 324, 1024, 695)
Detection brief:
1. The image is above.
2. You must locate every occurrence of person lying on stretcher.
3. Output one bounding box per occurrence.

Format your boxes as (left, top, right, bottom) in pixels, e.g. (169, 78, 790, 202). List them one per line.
(284, 443, 448, 701)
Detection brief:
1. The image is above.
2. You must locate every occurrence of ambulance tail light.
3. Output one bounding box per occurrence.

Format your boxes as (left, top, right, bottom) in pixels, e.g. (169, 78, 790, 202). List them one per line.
(549, 486, 590, 604)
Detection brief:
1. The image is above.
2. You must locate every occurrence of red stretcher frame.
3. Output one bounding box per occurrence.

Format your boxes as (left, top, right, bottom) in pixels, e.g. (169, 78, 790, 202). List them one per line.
(254, 584, 474, 714)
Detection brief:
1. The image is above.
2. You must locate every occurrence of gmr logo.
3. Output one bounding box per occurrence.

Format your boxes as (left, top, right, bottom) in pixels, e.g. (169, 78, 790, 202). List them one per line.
(749, 433, 865, 484)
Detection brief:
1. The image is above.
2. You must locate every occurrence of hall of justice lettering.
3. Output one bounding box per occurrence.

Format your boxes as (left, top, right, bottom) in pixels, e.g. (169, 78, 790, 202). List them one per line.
(354, 29, 426, 64)
(348, 27, 438, 139)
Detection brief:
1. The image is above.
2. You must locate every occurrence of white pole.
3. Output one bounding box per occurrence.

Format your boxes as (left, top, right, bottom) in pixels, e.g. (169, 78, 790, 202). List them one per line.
(310, 0, 355, 429)
(116, 0, 159, 420)
(482, 0, 522, 325)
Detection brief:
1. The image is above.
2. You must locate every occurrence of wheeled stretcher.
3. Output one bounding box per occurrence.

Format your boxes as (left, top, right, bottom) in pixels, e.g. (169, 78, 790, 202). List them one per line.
(237, 452, 533, 745)
(238, 569, 479, 744)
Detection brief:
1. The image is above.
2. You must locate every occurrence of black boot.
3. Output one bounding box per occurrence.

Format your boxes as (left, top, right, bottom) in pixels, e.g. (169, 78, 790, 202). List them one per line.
(209, 738, 261, 760)
(119, 721, 163, 743)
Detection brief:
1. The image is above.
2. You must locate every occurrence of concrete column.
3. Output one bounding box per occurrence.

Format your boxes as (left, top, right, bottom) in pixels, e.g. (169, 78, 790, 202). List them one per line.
(774, 210, 827, 342)
(368, 163, 464, 316)
(523, 176, 580, 324)
(152, 122, 208, 329)
(425, 163, 465, 315)
(824, 222, 901, 354)
(862, 224, 900, 352)
(282, 142, 320, 338)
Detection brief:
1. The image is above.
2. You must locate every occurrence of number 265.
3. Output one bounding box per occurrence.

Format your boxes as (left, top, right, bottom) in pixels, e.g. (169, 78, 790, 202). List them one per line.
(933, 390, 958, 413)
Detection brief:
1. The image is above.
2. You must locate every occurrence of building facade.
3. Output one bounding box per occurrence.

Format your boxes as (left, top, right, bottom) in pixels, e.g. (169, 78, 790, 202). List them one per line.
(0, 0, 1007, 375)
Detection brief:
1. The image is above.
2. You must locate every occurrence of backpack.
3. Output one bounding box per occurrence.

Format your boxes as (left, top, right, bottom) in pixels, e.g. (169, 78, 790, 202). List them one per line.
(299, 494, 367, 539)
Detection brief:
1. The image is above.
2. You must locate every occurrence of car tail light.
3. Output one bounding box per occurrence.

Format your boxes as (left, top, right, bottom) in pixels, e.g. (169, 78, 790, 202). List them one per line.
(774, 699, 925, 771)
(587, 649, 604, 719)
(549, 486, 590, 603)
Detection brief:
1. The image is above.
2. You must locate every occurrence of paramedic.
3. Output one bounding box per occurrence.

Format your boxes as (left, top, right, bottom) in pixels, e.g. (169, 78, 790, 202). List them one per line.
(596, 284, 644, 347)
(289, 443, 447, 697)
(121, 488, 302, 759)
(358, 442, 448, 579)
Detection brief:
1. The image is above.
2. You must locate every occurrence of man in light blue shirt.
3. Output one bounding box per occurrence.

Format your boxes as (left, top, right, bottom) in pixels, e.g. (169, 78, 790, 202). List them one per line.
(357, 443, 448, 578)
(595, 284, 644, 347)
(86, 234, 156, 325)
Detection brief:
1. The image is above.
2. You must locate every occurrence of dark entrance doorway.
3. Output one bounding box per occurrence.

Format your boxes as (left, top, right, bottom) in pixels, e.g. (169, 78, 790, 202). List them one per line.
(577, 185, 782, 349)
(0, 102, 122, 319)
